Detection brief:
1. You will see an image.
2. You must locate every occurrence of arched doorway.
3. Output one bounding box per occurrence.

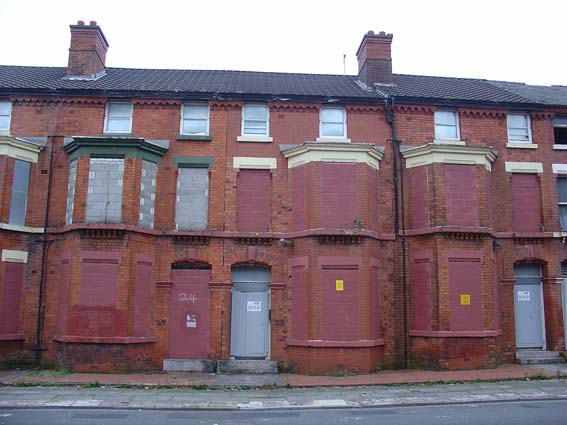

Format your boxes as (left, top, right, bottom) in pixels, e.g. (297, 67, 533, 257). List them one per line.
(230, 266, 270, 358)
(514, 263, 545, 349)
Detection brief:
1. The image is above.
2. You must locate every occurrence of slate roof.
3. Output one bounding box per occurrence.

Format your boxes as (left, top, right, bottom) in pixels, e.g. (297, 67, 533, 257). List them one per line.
(1, 65, 566, 107)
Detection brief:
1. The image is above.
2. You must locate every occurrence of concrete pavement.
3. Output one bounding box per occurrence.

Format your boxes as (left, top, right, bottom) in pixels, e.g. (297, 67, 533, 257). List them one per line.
(0, 379, 566, 410)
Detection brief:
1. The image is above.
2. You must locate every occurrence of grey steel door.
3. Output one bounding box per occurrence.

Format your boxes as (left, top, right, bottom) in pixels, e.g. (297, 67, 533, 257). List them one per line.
(562, 262, 567, 350)
(514, 264, 545, 349)
(230, 267, 270, 358)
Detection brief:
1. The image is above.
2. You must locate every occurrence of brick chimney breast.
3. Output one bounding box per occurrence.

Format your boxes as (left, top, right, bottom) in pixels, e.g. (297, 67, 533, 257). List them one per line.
(356, 31, 393, 86)
(66, 20, 109, 79)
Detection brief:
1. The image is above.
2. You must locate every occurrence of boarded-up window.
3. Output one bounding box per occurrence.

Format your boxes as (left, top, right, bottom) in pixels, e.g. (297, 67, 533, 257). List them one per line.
(368, 168, 379, 231)
(370, 264, 380, 339)
(411, 167, 428, 229)
(291, 262, 307, 340)
(412, 259, 431, 331)
(176, 167, 209, 231)
(8, 159, 31, 226)
(0, 263, 23, 334)
(65, 160, 77, 225)
(133, 257, 152, 337)
(56, 257, 70, 335)
(86, 158, 124, 224)
(321, 265, 360, 340)
(292, 166, 306, 232)
(320, 163, 356, 228)
(139, 161, 157, 229)
(448, 258, 483, 331)
(445, 164, 478, 226)
(511, 173, 541, 232)
(80, 258, 118, 306)
(238, 169, 270, 232)
(557, 177, 567, 231)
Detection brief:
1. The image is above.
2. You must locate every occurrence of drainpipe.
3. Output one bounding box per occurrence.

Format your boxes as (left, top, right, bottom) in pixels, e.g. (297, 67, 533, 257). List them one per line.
(384, 95, 409, 367)
(33, 97, 63, 366)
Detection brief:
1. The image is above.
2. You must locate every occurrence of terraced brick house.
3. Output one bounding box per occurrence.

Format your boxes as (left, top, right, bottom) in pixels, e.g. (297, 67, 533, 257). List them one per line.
(0, 21, 566, 373)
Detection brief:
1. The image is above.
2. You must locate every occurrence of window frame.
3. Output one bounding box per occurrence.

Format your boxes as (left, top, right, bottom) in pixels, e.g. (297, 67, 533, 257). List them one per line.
(553, 115, 567, 146)
(0, 100, 12, 133)
(241, 104, 269, 136)
(104, 102, 133, 134)
(180, 103, 210, 136)
(319, 106, 347, 139)
(557, 176, 567, 231)
(434, 110, 460, 141)
(507, 113, 532, 143)
(8, 159, 31, 226)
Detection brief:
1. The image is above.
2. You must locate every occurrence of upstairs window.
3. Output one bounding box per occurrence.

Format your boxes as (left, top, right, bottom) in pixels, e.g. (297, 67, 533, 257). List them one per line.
(176, 167, 209, 231)
(65, 159, 77, 225)
(320, 107, 346, 138)
(554, 115, 567, 145)
(507, 113, 532, 143)
(181, 104, 209, 135)
(86, 158, 124, 224)
(434, 110, 459, 140)
(557, 177, 567, 231)
(242, 104, 269, 136)
(104, 103, 132, 133)
(0, 101, 11, 132)
(139, 160, 157, 229)
(8, 159, 31, 226)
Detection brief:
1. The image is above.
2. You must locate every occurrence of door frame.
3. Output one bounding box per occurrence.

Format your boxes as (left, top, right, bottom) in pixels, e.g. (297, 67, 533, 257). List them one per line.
(513, 263, 546, 350)
(229, 266, 271, 359)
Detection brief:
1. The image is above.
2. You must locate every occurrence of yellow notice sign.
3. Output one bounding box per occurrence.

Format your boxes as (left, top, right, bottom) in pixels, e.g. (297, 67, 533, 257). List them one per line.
(335, 280, 344, 291)
(460, 294, 471, 305)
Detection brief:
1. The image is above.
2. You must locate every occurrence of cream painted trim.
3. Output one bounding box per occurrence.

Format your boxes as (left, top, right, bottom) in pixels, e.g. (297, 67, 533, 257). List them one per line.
(2, 249, 28, 263)
(402, 144, 497, 171)
(283, 142, 384, 169)
(504, 161, 543, 174)
(552, 164, 567, 174)
(236, 135, 273, 143)
(0, 137, 42, 163)
(433, 139, 466, 146)
(315, 137, 352, 143)
(553, 145, 567, 150)
(0, 223, 45, 233)
(233, 157, 277, 169)
(506, 142, 538, 149)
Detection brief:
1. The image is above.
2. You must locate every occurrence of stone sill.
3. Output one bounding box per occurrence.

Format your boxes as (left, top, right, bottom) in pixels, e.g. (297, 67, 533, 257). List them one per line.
(176, 134, 212, 141)
(0, 334, 26, 341)
(506, 142, 538, 149)
(553, 144, 567, 150)
(286, 338, 384, 348)
(409, 330, 501, 338)
(433, 139, 465, 146)
(54, 336, 157, 344)
(237, 135, 273, 143)
(0, 223, 44, 233)
(315, 137, 352, 143)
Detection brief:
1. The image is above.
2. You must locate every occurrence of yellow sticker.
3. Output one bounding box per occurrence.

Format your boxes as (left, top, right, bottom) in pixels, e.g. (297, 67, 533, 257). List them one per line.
(460, 294, 471, 305)
(335, 280, 344, 291)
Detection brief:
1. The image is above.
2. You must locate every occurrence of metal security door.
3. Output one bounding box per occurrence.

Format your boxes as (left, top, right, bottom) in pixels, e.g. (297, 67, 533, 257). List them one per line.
(562, 262, 567, 350)
(514, 264, 545, 349)
(230, 267, 270, 358)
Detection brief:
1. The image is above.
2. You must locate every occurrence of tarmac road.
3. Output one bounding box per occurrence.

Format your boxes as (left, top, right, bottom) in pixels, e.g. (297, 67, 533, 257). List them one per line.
(1, 400, 567, 425)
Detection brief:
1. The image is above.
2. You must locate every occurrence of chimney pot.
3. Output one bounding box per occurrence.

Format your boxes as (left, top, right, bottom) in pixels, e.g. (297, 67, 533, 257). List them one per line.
(356, 30, 393, 85)
(77, 20, 85, 26)
(89, 21, 97, 26)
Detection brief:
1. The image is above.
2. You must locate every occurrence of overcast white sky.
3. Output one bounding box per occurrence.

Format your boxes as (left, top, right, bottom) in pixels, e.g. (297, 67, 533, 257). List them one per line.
(0, 0, 565, 86)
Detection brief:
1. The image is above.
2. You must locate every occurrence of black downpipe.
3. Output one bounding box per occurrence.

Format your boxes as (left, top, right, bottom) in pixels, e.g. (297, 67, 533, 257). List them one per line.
(33, 135, 57, 365)
(384, 96, 409, 367)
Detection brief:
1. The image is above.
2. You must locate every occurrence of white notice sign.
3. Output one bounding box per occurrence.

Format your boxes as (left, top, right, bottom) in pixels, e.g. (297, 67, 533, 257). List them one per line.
(247, 301, 262, 312)
(517, 291, 531, 302)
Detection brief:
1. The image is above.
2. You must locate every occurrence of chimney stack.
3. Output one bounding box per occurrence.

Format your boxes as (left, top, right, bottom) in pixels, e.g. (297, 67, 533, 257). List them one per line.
(66, 20, 109, 79)
(356, 31, 393, 86)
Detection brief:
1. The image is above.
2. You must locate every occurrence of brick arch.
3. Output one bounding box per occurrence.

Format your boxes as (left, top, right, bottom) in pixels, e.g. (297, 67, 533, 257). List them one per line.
(231, 260, 271, 270)
(171, 260, 212, 270)
(172, 247, 211, 265)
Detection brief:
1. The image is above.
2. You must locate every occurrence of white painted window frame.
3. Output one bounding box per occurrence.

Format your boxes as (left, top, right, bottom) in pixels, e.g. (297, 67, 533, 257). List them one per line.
(0, 100, 12, 132)
(319, 106, 347, 139)
(104, 102, 133, 134)
(180, 103, 210, 135)
(434, 110, 460, 141)
(507, 113, 532, 144)
(241, 104, 269, 136)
